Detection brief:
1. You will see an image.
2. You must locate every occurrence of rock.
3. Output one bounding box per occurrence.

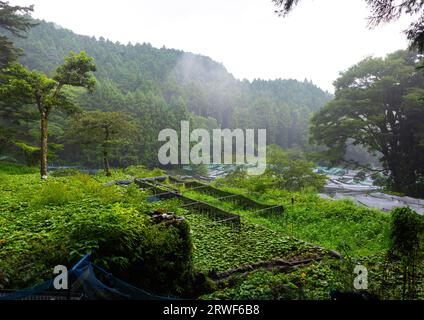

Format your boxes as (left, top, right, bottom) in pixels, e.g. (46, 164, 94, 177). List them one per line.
(328, 250, 342, 259)
(115, 180, 134, 186)
(151, 212, 185, 224)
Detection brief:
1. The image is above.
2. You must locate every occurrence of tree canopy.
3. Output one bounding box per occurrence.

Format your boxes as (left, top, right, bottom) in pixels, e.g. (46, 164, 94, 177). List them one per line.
(68, 110, 138, 176)
(0, 1, 34, 68)
(1, 51, 96, 178)
(310, 50, 424, 196)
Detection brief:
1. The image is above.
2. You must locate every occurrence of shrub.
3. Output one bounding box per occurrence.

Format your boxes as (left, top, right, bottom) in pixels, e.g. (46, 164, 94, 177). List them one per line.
(390, 207, 423, 257)
(389, 207, 424, 299)
(28, 180, 84, 207)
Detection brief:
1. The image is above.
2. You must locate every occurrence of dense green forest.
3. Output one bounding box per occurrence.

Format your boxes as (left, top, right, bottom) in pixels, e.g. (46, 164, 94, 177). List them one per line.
(0, 20, 331, 168)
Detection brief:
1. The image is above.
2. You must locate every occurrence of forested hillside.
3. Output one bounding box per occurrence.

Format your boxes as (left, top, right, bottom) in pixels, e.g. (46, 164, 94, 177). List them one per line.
(2, 20, 331, 168)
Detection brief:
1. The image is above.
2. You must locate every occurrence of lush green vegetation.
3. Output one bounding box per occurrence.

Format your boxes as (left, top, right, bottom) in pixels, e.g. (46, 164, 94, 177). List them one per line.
(185, 211, 324, 272)
(201, 261, 345, 300)
(1, 163, 423, 300)
(202, 254, 424, 300)
(0, 1, 34, 68)
(1, 2, 424, 301)
(182, 182, 389, 257)
(166, 174, 421, 300)
(310, 50, 424, 197)
(0, 163, 201, 297)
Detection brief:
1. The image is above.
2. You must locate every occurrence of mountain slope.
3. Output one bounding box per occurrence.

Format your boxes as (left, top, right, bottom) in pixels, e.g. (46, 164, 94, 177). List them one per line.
(4, 20, 332, 167)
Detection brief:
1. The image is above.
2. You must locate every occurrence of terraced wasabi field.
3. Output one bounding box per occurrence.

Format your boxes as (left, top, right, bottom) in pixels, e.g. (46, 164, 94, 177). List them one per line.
(153, 179, 331, 273)
(185, 211, 325, 272)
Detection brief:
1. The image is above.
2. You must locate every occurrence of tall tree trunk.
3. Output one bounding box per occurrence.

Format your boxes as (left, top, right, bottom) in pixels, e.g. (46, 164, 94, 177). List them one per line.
(387, 155, 416, 195)
(103, 127, 111, 176)
(103, 149, 111, 177)
(40, 114, 49, 179)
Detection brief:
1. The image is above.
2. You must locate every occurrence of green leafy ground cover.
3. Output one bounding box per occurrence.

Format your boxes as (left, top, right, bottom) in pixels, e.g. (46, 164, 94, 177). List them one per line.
(201, 261, 343, 300)
(1, 164, 422, 299)
(184, 211, 324, 272)
(182, 183, 390, 257)
(200, 253, 424, 300)
(173, 180, 423, 300)
(0, 163, 196, 296)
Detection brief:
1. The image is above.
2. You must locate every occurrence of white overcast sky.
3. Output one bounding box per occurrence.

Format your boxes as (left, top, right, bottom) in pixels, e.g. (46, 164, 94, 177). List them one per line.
(10, 0, 415, 92)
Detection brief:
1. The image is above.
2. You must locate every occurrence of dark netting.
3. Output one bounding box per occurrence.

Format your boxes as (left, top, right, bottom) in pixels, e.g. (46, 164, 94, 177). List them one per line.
(0, 254, 178, 301)
(69, 257, 177, 300)
(0, 279, 55, 301)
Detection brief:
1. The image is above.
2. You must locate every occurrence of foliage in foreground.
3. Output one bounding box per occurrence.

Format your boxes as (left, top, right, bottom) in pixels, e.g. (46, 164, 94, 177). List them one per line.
(1, 163, 423, 300)
(0, 164, 200, 297)
(202, 254, 424, 300)
(388, 207, 424, 299)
